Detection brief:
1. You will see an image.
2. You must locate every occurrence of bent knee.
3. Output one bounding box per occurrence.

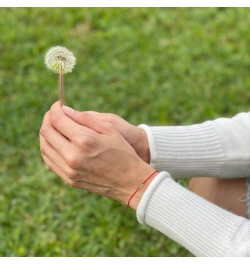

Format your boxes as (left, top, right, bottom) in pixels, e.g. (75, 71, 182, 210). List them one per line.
(189, 177, 222, 202)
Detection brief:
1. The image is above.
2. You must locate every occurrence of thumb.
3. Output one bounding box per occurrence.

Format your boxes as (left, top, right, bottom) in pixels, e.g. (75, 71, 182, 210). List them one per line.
(62, 105, 114, 135)
(62, 105, 86, 124)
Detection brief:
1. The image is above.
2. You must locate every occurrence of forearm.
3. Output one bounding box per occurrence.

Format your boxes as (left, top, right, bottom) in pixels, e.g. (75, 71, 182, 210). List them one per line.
(140, 112, 250, 179)
(137, 172, 250, 256)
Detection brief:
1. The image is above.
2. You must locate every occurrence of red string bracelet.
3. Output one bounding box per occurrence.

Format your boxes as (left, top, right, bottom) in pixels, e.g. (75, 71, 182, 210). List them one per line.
(127, 170, 158, 207)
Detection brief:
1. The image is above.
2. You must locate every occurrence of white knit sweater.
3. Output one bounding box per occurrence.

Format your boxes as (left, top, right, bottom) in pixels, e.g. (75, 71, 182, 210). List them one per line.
(137, 112, 250, 256)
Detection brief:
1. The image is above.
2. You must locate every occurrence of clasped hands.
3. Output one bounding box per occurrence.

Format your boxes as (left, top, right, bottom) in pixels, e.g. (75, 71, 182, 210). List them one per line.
(40, 102, 155, 209)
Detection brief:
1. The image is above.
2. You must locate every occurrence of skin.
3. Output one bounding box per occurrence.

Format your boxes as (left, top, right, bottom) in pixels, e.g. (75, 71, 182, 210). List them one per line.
(40, 102, 155, 210)
(189, 177, 248, 218)
(40, 102, 247, 216)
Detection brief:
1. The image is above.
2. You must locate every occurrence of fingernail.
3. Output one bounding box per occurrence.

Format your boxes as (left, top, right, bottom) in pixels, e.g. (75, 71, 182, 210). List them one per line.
(62, 105, 74, 114)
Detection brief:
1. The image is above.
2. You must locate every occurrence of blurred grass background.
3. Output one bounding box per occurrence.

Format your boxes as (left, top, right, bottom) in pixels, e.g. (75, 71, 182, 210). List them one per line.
(1, 7, 250, 257)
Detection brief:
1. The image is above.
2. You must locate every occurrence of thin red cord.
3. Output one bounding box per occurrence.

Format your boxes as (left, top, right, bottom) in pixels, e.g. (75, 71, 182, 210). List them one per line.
(127, 170, 158, 207)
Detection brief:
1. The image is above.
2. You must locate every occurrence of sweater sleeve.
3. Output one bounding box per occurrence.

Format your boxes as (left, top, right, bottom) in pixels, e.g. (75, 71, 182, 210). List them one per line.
(139, 112, 250, 178)
(136, 172, 250, 257)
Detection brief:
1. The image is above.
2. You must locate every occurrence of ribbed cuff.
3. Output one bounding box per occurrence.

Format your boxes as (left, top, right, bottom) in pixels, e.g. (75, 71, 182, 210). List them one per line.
(136, 172, 247, 256)
(136, 171, 168, 223)
(140, 122, 225, 178)
(138, 124, 158, 168)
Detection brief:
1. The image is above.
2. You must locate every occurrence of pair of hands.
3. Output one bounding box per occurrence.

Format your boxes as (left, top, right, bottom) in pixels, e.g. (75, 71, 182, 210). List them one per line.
(40, 102, 156, 209)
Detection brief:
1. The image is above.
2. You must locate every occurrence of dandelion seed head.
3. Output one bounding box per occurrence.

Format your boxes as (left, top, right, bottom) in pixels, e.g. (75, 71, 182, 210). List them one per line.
(45, 46, 76, 74)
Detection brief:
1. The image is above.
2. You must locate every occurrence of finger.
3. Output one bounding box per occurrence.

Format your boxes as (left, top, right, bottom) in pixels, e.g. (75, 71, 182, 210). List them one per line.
(62, 105, 115, 135)
(50, 102, 96, 140)
(41, 139, 107, 186)
(40, 112, 72, 159)
(62, 107, 127, 129)
(42, 153, 114, 197)
(62, 106, 99, 124)
(41, 135, 107, 185)
(62, 107, 138, 147)
(42, 154, 75, 187)
(40, 135, 72, 173)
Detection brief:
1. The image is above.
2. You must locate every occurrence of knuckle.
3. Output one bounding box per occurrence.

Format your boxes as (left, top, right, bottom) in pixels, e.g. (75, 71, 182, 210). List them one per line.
(64, 178, 75, 187)
(97, 112, 116, 122)
(103, 121, 115, 133)
(50, 110, 61, 126)
(80, 111, 92, 122)
(41, 156, 52, 170)
(39, 126, 47, 138)
(104, 113, 122, 126)
(66, 154, 81, 170)
(42, 111, 49, 122)
(44, 111, 50, 120)
(75, 134, 95, 149)
(39, 136, 48, 156)
(40, 145, 46, 156)
(40, 113, 50, 138)
(107, 113, 119, 122)
(65, 166, 78, 179)
(45, 163, 52, 171)
(86, 111, 98, 116)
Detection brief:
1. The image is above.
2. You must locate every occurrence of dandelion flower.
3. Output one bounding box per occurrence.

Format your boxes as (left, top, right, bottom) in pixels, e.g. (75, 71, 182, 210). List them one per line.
(45, 46, 76, 74)
(45, 46, 76, 105)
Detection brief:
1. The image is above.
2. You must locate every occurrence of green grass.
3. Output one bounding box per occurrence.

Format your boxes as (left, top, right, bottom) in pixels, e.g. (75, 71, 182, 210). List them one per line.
(1, 7, 250, 257)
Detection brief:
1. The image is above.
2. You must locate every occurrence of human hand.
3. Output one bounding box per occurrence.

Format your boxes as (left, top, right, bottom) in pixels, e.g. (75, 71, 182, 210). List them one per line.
(40, 102, 156, 209)
(61, 106, 151, 164)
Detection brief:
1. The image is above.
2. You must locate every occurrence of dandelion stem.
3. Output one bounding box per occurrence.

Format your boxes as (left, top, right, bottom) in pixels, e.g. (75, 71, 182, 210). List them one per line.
(59, 64, 64, 106)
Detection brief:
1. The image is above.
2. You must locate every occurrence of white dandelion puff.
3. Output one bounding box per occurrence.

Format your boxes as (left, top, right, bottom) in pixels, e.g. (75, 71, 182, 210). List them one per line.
(45, 46, 76, 105)
(45, 46, 76, 74)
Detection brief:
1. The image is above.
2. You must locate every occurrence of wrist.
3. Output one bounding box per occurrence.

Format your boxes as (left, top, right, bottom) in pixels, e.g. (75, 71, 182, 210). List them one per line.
(127, 168, 159, 210)
(134, 128, 151, 164)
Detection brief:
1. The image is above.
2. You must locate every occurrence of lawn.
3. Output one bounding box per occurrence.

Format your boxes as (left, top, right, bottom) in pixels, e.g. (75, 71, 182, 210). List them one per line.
(1, 7, 250, 257)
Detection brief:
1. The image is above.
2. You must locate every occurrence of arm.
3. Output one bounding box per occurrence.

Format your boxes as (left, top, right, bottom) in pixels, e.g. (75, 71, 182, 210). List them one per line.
(41, 104, 250, 256)
(62, 108, 250, 179)
(140, 112, 250, 178)
(40, 102, 156, 209)
(137, 172, 250, 256)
